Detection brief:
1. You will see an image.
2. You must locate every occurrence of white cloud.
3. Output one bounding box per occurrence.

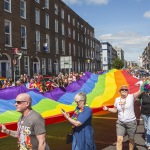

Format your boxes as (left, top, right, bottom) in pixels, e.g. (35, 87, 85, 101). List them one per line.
(62, 0, 109, 5)
(144, 11, 150, 19)
(85, 0, 109, 5)
(62, 0, 81, 4)
(99, 31, 150, 61)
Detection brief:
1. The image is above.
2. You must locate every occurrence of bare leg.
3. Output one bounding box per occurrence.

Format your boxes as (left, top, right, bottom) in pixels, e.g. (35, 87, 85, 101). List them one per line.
(129, 138, 135, 150)
(116, 136, 123, 150)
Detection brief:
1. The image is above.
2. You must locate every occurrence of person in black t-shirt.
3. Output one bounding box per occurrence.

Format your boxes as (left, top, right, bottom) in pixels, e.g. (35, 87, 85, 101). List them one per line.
(139, 92, 150, 149)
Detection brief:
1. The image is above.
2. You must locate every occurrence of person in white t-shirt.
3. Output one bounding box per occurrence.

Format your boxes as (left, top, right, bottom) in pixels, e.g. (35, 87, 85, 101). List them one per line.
(103, 85, 142, 150)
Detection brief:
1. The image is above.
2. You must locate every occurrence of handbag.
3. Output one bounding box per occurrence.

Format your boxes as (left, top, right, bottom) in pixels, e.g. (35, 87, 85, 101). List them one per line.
(66, 133, 73, 144)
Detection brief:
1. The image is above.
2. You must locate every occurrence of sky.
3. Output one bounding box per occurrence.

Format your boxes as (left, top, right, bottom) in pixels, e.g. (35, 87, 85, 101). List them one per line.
(62, 0, 150, 62)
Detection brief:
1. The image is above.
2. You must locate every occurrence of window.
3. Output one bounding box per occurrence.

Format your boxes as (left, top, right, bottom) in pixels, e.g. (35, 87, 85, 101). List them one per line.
(62, 39, 65, 55)
(24, 56, 29, 75)
(48, 59, 52, 74)
(42, 58, 46, 75)
(62, 23, 64, 35)
(55, 4, 58, 15)
(45, 0, 49, 9)
(20, 0, 26, 19)
(45, 14, 49, 28)
(73, 30, 75, 40)
(78, 46, 80, 57)
(46, 34, 50, 53)
(78, 33, 79, 41)
(68, 28, 71, 38)
(4, 0, 11, 12)
(35, 9, 40, 25)
(35, 0, 40, 3)
(36, 30, 40, 51)
(55, 19, 58, 32)
(68, 14, 70, 23)
(4, 20, 12, 46)
(69, 42, 71, 55)
(21, 25, 27, 48)
(73, 44, 76, 56)
(55, 37, 59, 54)
(72, 18, 75, 26)
(61, 9, 64, 19)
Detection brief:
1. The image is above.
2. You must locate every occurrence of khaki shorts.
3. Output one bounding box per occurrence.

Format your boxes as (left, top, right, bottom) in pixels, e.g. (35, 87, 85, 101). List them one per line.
(116, 119, 137, 139)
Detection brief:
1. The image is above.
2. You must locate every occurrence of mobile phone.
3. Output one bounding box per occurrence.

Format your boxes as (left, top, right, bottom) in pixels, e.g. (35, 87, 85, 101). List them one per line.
(61, 108, 65, 113)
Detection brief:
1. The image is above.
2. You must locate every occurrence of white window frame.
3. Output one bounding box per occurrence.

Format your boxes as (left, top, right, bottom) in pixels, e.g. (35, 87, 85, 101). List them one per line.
(68, 28, 71, 38)
(73, 44, 76, 56)
(36, 30, 40, 51)
(68, 14, 70, 23)
(73, 30, 75, 40)
(42, 58, 46, 75)
(78, 46, 80, 57)
(69, 42, 71, 56)
(45, 14, 49, 29)
(4, 19, 12, 46)
(46, 34, 50, 53)
(55, 37, 59, 54)
(48, 58, 52, 74)
(72, 18, 75, 26)
(55, 4, 58, 15)
(55, 19, 58, 33)
(45, 0, 49, 9)
(24, 56, 30, 76)
(21, 25, 27, 49)
(20, 0, 26, 19)
(62, 23, 64, 35)
(35, 9, 40, 25)
(61, 8, 64, 19)
(4, 0, 11, 12)
(62, 39, 65, 55)
(35, 0, 40, 3)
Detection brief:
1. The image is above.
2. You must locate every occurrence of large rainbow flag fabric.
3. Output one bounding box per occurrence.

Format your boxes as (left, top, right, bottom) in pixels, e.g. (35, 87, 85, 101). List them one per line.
(0, 69, 139, 138)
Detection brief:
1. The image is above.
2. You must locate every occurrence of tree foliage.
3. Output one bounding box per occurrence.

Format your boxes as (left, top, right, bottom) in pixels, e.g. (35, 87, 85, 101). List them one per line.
(112, 58, 124, 69)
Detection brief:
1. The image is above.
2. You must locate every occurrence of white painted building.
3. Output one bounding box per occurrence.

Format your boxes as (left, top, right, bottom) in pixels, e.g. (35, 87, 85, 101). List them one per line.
(101, 42, 112, 70)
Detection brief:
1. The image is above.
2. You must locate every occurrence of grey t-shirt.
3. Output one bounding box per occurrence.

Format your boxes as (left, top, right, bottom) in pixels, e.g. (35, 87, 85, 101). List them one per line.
(17, 110, 46, 150)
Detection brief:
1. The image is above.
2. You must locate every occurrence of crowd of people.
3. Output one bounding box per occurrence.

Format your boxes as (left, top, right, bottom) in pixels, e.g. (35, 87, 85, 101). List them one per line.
(0, 72, 88, 93)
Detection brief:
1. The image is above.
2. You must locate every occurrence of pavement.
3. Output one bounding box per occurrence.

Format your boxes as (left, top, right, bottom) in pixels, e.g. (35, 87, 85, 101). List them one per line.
(93, 112, 147, 150)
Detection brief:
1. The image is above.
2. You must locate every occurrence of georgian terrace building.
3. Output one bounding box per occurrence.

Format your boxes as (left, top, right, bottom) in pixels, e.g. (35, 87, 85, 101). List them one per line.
(0, 0, 95, 78)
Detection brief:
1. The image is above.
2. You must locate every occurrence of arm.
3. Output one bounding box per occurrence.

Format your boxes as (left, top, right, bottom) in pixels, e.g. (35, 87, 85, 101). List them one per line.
(0, 124, 18, 138)
(62, 111, 82, 127)
(133, 89, 143, 100)
(36, 133, 46, 150)
(103, 106, 118, 113)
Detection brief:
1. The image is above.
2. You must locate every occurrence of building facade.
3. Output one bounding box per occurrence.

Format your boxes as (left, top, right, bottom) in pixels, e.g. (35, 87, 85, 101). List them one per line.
(94, 38, 101, 72)
(101, 42, 112, 70)
(0, 0, 95, 78)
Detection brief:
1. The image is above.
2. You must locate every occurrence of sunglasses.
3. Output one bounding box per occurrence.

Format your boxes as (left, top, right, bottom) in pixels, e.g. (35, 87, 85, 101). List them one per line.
(15, 101, 27, 105)
(120, 89, 128, 91)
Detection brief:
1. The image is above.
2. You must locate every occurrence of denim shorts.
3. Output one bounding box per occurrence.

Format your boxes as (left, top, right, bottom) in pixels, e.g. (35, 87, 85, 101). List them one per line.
(116, 119, 137, 139)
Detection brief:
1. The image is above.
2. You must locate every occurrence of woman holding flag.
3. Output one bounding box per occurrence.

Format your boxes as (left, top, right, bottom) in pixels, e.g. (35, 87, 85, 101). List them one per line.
(61, 92, 96, 150)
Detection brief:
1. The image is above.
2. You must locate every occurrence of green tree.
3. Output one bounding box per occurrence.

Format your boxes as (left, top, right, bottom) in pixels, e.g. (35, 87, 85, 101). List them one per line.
(112, 58, 124, 69)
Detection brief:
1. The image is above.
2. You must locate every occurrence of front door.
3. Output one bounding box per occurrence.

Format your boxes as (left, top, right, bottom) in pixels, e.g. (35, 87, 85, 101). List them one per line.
(1, 62, 6, 77)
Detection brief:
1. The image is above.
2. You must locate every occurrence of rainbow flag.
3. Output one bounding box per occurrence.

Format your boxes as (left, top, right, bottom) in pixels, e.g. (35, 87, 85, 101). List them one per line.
(0, 69, 139, 138)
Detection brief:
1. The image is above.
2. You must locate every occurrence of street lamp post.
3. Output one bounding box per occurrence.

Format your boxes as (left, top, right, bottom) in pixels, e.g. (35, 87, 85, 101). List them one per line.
(13, 59, 17, 85)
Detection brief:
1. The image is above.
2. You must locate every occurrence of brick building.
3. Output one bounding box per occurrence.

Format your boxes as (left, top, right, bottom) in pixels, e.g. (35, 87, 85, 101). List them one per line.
(0, 0, 95, 79)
